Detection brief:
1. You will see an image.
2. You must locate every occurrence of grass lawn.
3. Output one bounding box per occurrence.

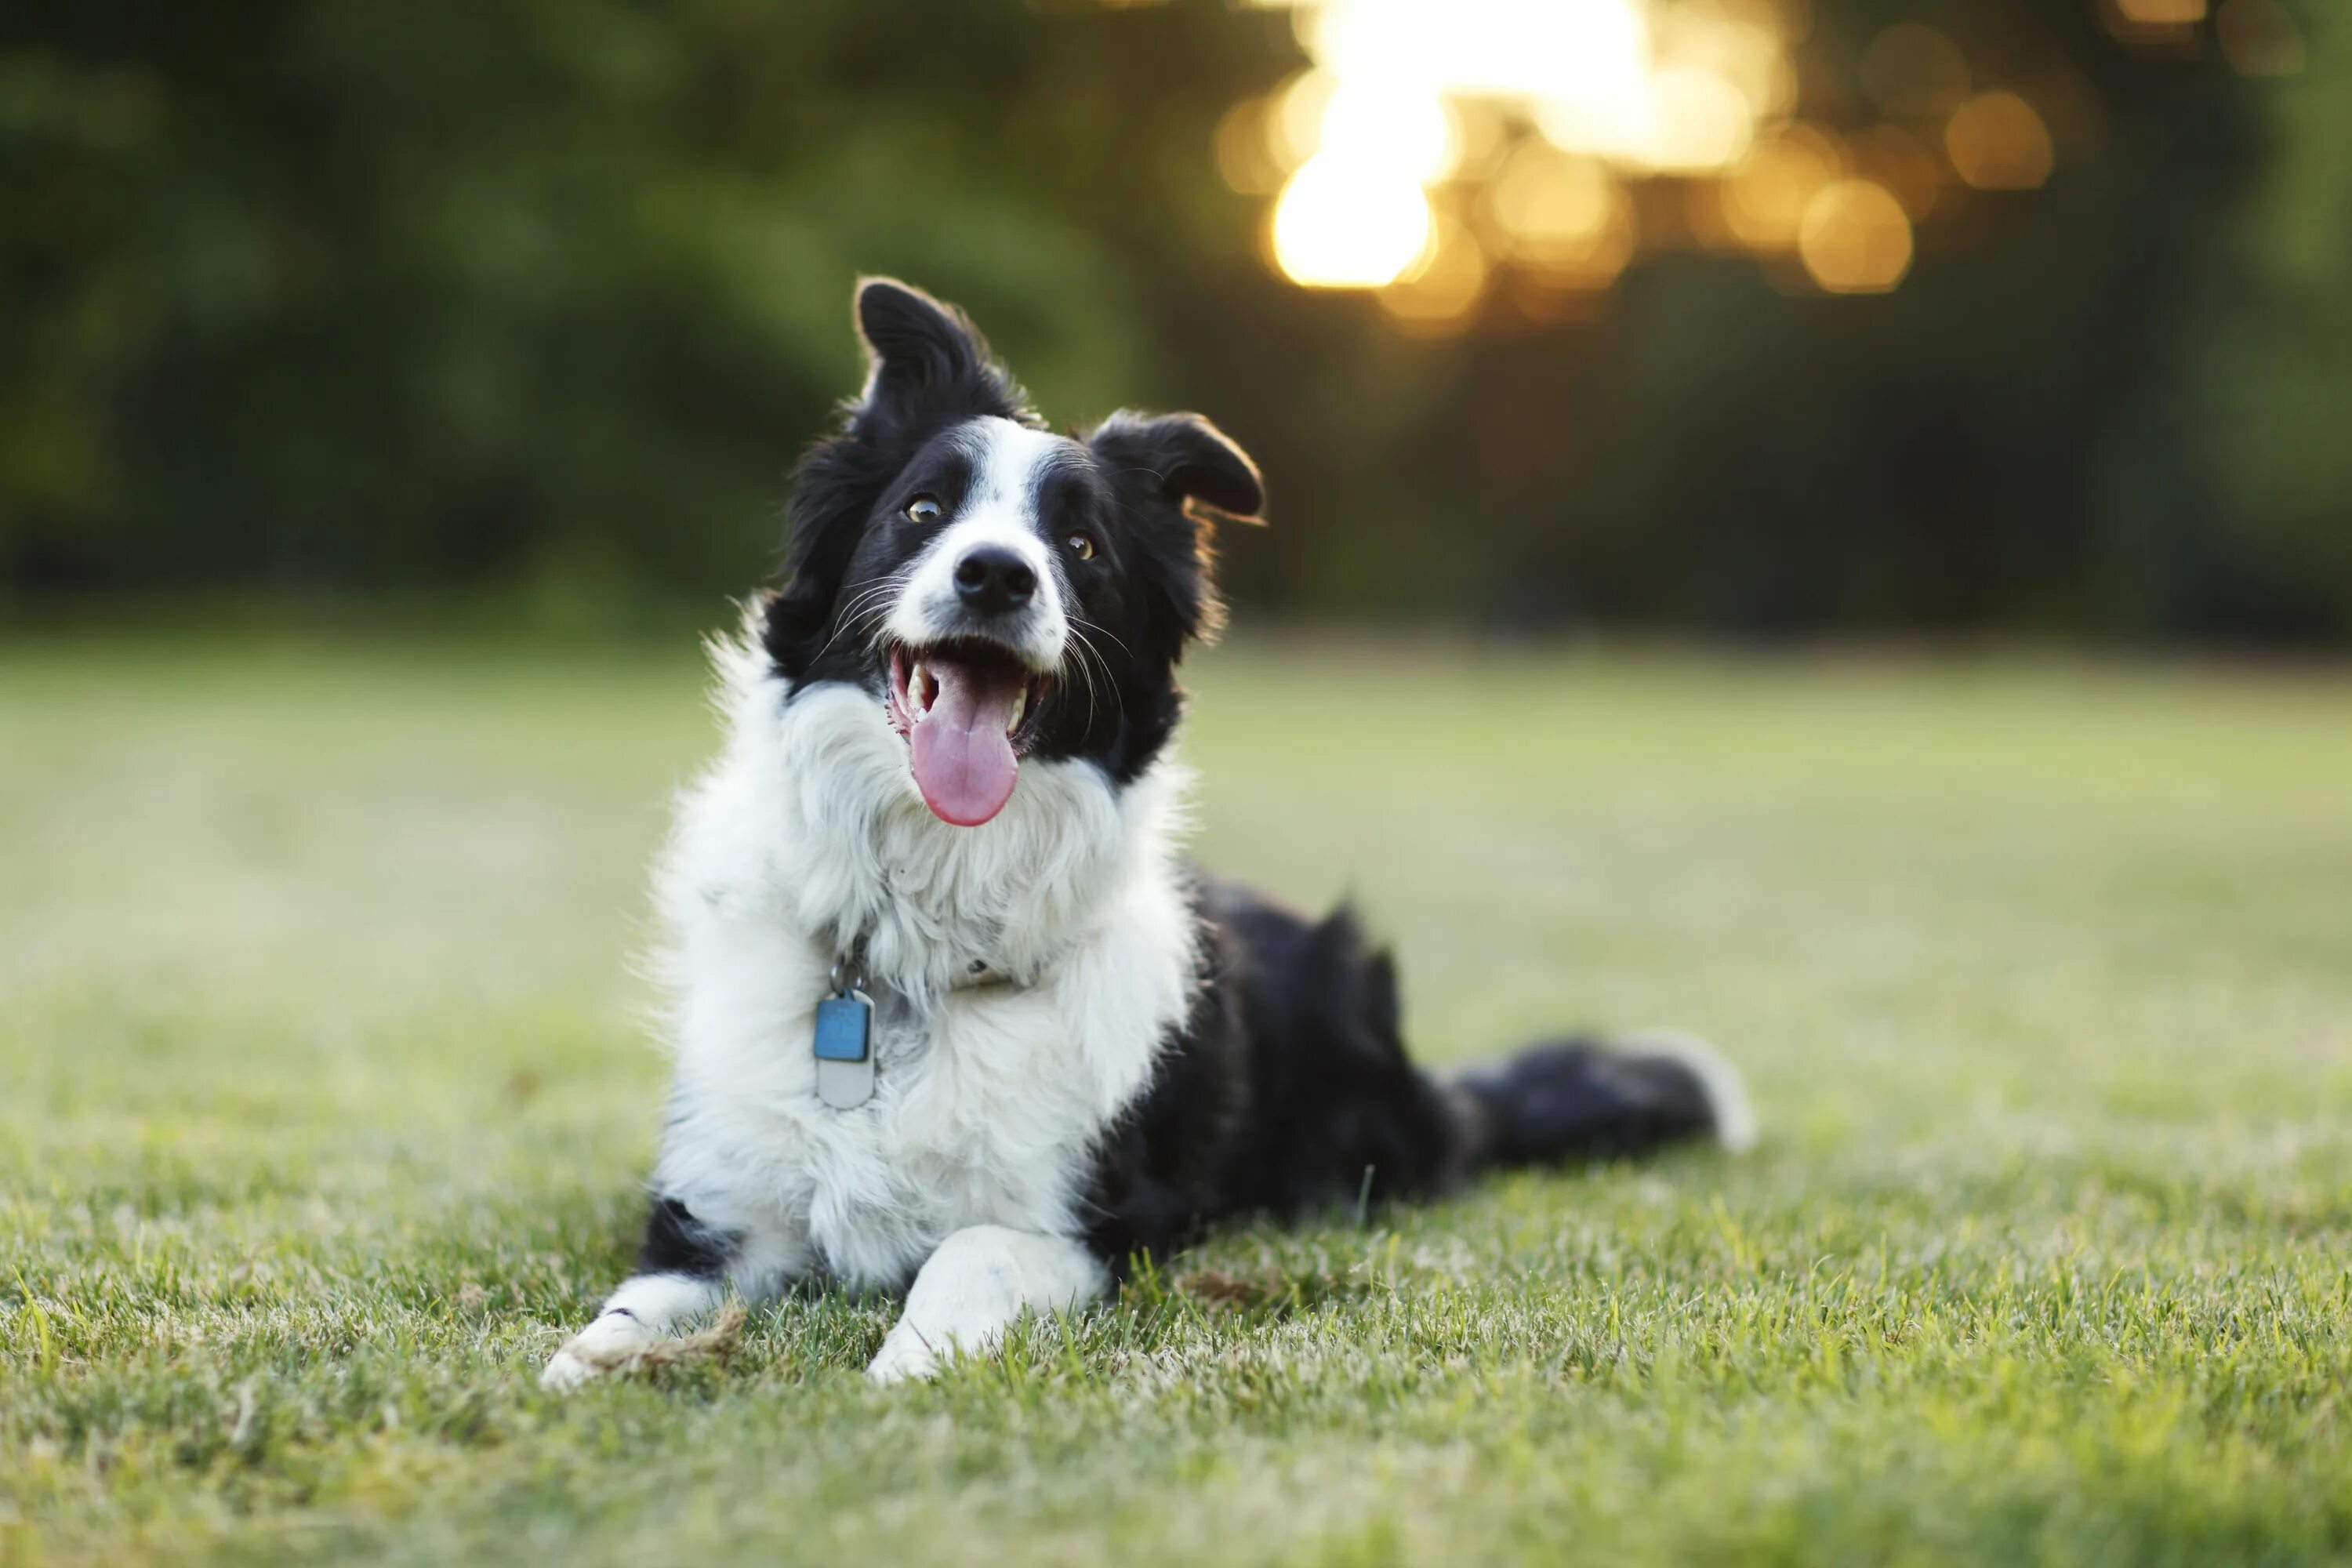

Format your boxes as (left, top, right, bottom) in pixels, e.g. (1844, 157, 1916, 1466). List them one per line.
(5, 633, 2351, 1566)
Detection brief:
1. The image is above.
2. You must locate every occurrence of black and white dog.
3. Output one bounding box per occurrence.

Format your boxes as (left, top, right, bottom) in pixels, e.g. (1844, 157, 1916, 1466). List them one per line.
(543, 280, 1753, 1389)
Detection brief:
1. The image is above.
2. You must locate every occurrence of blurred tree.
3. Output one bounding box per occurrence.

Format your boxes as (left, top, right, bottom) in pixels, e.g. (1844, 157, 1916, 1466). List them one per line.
(0, 0, 2343, 643)
(0, 0, 1280, 604)
(1210, 1, 2326, 644)
(2192, 1, 2352, 640)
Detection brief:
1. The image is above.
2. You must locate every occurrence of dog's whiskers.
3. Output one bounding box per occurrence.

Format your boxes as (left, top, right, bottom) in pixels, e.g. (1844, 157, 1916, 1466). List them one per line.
(811, 571, 913, 664)
(1060, 622, 1120, 729)
(1066, 614, 1131, 658)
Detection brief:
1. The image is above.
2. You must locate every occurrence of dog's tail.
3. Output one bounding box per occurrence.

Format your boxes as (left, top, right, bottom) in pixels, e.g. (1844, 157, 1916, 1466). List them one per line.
(1443, 1030, 1757, 1176)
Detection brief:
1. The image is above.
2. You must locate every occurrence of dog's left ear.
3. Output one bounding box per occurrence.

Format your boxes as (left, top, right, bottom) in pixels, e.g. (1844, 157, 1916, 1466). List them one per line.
(765, 280, 1030, 680)
(1087, 411, 1265, 523)
(851, 277, 1027, 435)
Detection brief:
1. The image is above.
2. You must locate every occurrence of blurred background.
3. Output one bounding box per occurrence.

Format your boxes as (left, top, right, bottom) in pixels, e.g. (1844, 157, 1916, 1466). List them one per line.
(9, 14, 2352, 1557)
(4, 0, 2344, 645)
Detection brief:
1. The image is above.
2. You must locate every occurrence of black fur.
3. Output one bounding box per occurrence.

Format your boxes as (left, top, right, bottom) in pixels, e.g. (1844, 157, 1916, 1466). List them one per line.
(1450, 1040, 1722, 1167)
(759, 278, 1739, 1281)
(1080, 880, 1733, 1275)
(636, 1195, 737, 1279)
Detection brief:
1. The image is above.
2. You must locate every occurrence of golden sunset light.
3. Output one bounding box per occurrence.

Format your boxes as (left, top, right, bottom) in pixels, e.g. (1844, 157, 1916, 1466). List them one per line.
(1244, 0, 1795, 295)
(1214, 0, 2169, 321)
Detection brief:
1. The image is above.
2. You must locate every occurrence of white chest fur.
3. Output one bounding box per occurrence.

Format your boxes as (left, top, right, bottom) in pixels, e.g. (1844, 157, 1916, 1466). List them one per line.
(643, 641, 1195, 1290)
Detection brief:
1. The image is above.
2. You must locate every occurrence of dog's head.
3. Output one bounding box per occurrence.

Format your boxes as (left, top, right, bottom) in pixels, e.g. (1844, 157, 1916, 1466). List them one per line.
(762, 279, 1263, 826)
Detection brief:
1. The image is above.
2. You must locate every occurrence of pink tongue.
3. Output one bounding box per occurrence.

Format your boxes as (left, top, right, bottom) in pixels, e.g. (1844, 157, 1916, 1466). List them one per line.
(909, 659, 1023, 826)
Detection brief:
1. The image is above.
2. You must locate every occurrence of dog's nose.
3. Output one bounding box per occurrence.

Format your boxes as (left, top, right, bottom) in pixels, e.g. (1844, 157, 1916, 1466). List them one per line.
(953, 546, 1036, 616)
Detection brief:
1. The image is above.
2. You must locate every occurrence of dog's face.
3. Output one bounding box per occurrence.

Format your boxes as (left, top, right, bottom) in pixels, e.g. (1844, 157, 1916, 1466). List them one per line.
(762, 280, 1263, 826)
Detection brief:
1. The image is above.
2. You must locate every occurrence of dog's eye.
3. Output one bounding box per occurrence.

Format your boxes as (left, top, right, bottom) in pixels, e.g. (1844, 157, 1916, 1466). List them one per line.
(906, 495, 942, 524)
(1065, 532, 1096, 561)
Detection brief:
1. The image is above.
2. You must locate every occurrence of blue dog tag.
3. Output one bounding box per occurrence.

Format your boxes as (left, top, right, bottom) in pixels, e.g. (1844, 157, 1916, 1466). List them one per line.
(813, 989, 874, 1109)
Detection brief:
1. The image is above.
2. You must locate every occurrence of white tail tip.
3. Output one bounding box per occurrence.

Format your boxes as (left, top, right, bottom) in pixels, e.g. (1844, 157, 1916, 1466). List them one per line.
(1623, 1029, 1758, 1154)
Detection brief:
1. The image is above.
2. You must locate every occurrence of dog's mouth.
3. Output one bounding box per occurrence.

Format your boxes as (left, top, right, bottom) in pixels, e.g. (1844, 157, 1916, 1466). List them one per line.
(885, 639, 1054, 827)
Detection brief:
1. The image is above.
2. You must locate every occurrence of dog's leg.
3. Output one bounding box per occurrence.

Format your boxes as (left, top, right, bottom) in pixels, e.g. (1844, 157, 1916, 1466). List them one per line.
(541, 1271, 727, 1391)
(543, 1195, 779, 1391)
(866, 1225, 1107, 1385)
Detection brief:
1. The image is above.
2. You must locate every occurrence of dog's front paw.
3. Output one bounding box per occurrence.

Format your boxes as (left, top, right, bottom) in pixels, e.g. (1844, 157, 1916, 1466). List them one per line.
(541, 1342, 605, 1392)
(866, 1323, 944, 1385)
(539, 1309, 655, 1392)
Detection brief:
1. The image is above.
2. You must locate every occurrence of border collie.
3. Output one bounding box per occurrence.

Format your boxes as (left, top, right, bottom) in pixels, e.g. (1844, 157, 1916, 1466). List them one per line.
(543, 279, 1753, 1389)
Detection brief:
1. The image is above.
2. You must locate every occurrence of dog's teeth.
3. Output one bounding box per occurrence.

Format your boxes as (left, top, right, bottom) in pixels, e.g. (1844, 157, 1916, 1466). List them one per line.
(910, 659, 930, 715)
(1007, 684, 1027, 734)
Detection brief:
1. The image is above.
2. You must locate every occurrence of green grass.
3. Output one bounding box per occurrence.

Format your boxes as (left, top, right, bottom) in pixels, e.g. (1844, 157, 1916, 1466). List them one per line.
(5, 634, 2351, 1566)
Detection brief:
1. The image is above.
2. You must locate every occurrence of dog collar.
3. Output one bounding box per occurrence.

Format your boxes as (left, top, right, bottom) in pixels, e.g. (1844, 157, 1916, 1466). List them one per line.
(814, 952, 1020, 1109)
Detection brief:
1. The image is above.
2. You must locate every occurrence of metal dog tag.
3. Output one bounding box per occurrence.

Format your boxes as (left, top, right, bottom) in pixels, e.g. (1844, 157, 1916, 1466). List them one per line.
(812, 988, 875, 1109)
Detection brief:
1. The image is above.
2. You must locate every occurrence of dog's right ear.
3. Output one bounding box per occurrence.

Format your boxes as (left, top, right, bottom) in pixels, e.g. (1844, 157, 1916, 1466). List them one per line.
(850, 278, 1027, 438)
(1088, 411, 1265, 523)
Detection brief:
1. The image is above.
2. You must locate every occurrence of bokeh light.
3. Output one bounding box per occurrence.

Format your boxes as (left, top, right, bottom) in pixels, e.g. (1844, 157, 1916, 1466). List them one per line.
(1848, 124, 1943, 220)
(1214, 97, 1287, 194)
(1946, 91, 2054, 191)
(1636, 64, 1759, 172)
(1719, 122, 1844, 249)
(1213, 0, 2190, 316)
(2110, 0, 2207, 23)
(1320, 82, 1461, 183)
(1272, 154, 1436, 287)
(1258, 0, 1794, 294)
(1379, 216, 1491, 327)
(1303, 0, 1654, 122)
(1274, 69, 1340, 169)
(1798, 179, 1913, 293)
(1525, 191, 1638, 292)
(2216, 0, 2305, 75)
(1490, 142, 1620, 263)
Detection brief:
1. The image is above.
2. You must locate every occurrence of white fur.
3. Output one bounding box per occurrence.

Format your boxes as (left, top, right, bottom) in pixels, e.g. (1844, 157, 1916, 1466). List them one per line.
(865, 1225, 1108, 1384)
(885, 418, 1069, 668)
(546, 612, 1194, 1387)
